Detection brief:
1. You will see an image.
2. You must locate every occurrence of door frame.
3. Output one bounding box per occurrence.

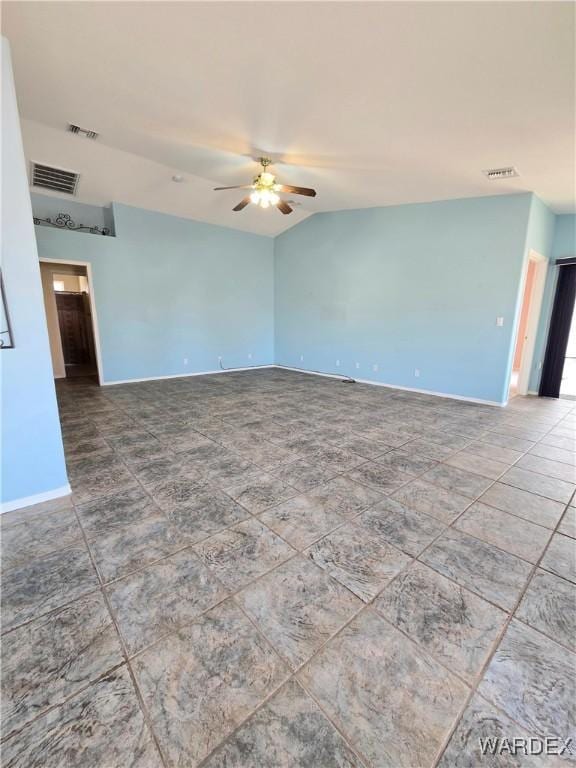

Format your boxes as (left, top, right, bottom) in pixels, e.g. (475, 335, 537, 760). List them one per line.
(39, 258, 104, 385)
(515, 249, 548, 396)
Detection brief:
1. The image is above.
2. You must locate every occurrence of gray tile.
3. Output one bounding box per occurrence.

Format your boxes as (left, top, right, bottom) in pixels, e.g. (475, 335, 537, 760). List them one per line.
(163, 491, 250, 539)
(306, 519, 411, 602)
(259, 477, 382, 550)
(401, 438, 457, 461)
(540, 533, 576, 583)
(194, 454, 262, 487)
(203, 679, 364, 767)
(1, 546, 99, 633)
(64, 436, 113, 460)
(118, 440, 173, 465)
(445, 450, 509, 479)
(132, 600, 288, 767)
(541, 433, 576, 451)
(375, 562, 506, 683)
(375, 448, 438, 476)
(224, 471, 296, 513)
(1, 506, 83, 570)
(0, 495, 73, 528)
(88, 513, 196, 583)
(147, 476, 215, 512)
(67, 454, 137, 503)
(455, 502, 552, 563)
(1, 592, 123, 740)
(465, 440, 524, 464)
(299, 609, 468, 768)
(500, 467, 575, 504)
(559, 506, 576, 539)
(0, 667, 161, 768)
(259, 493, 349, 550)
(420, 529, 533, 610)
(516, 454, 576, 483)
(238, 556, 361, 669)
(479, 482, 565, 529)
(516, 568, 576, 650)
(478, 619, 576, 742)
(271, 458, 340, 491)
(346, 461, 412, 494)
(306, 445, 366, 473)
(107, 548, 228, 654)
(338, 436, 393, 460)
(392, 478, 472, 523)
(307, 476, 384, 515)
(194, 517, 295, 590)
(482, 432, 536, 452)
(438, 694, 566, 768)
(421, 464, 493, 499)
(357, 497, 446, 557)
(529, 442, 576, 466)
(231, 442, 300, 470)
(76, 486, 160, 536)
(130, 455, 187, 485)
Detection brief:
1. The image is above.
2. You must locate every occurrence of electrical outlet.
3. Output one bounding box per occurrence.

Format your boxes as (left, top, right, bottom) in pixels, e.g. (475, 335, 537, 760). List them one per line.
(183, 358, 188, 365)
(414, 368, 420, 378)
(336, 360, 340, 367)
(372, 364, 378, 372)
(496, 317, 504, 327)
(248, 353, 252, 360)
(300, 355, 304, 362)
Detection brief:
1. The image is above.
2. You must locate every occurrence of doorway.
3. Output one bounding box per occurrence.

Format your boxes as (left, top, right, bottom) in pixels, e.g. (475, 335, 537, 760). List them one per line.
(540, 261, 576, 399)
(509, 250, 548, 399)
(39, 259, 103, 384)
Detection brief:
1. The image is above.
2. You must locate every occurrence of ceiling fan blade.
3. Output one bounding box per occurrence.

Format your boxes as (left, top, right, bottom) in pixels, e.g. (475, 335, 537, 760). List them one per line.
(232, 197, 251, 211)
(278, 184, 316, 197)
(276, 200, 293, 215)
(214, 185, 252, 191)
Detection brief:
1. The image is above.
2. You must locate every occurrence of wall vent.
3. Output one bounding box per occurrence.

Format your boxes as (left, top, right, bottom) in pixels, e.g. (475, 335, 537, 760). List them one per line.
(68, 123, 99, 139)
(483, 166, 519, 180)
(31, 162, 80, 195)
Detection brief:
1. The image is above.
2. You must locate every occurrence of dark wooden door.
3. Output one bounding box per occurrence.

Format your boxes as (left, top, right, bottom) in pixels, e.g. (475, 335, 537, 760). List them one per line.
(56, 292, 94, 365)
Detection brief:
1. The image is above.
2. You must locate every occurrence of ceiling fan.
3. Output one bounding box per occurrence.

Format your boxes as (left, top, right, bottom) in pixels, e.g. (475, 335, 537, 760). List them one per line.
(214, 157, 316, 215)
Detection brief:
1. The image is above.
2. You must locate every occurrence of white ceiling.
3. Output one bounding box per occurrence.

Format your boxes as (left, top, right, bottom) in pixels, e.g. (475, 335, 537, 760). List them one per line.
(3, 1, 575, 237)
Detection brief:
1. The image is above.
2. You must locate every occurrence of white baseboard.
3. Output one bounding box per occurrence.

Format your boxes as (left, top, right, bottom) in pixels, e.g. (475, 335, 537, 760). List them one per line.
(102, 364, 275, 386)
(276, 365, 507, 407)
(1, 484, 71, 514)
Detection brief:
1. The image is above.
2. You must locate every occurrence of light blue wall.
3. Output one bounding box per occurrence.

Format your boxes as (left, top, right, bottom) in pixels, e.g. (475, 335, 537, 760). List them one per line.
(529, 213, 576, 392)
(34, 202, 274, 383)
(274, 194, 536, 404)
(1, 39, 68, 507)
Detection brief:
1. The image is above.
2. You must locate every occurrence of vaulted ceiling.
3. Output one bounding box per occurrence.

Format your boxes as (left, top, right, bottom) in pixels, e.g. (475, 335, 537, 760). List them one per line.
(3, 1, 575, 236)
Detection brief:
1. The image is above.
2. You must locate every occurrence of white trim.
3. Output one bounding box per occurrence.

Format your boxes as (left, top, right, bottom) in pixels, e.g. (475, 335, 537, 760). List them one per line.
(276, 365, 507, 406)
(1, 484, 71, 514)
(515, 250, 548, 397)
(102, 364, 275, 386)
(39, 258, 104, 386)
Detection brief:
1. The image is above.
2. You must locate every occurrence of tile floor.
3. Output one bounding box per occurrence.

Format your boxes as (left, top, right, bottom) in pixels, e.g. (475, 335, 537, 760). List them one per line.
(1, 369, 575, 767)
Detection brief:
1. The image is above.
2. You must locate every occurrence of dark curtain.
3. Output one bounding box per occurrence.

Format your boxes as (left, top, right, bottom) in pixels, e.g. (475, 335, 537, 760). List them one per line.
(539, 264, 576, 398)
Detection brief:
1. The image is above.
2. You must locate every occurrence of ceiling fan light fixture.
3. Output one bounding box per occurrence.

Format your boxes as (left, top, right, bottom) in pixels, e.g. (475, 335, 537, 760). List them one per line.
(250, 190, 260, 204)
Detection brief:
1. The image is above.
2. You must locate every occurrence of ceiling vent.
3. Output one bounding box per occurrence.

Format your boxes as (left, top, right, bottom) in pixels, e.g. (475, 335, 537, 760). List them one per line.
(483, 166, 519, 180)
(67, 123, 98, 139)
(31, 162, 80, 195)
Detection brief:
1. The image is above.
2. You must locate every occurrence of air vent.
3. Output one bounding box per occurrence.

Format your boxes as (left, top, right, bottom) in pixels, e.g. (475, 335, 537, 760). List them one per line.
(31, 163, 80, 195)
(483, 166, 519, 180)
(68, 123, 98, 140)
